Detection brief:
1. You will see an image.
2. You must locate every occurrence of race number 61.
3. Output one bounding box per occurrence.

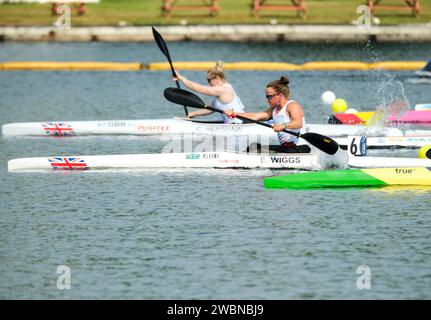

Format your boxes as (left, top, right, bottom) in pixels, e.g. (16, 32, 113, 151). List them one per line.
(348, 136, 367, 156)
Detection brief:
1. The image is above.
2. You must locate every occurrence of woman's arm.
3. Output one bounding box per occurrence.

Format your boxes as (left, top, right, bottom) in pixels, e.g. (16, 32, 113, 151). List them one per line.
(225, 108, 272, 121)
(175, 71, 226, 97)
(272, 103, 304, 132)
(285, 102, 304, 129)
(188, 109, 214, 118)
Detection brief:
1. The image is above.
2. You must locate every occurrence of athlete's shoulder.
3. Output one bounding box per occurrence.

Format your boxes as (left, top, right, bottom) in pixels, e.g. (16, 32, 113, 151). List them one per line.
(286, 100, 303, 109)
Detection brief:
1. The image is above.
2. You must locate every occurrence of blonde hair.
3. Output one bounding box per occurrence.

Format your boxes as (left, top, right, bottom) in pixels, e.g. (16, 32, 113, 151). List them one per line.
(207, 61, 226, 80)
(267, 76, 290, 98)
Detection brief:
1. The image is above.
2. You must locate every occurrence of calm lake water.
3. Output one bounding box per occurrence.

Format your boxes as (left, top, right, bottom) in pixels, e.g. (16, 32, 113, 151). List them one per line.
(0, 41, 430, 299)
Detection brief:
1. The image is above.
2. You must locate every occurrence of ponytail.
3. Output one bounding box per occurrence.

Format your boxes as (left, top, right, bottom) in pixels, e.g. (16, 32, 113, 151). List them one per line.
(207, 61, 226, 80)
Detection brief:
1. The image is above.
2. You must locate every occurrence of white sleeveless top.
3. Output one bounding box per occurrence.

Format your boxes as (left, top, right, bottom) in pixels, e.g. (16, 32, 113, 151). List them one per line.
(272, 100, 302, 145)
(211, 83, 245, 124)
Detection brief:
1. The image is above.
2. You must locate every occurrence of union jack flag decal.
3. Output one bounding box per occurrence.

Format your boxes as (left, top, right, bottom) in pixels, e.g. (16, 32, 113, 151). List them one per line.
(42, 122, 74, 136)
(48, 157, 88, 170)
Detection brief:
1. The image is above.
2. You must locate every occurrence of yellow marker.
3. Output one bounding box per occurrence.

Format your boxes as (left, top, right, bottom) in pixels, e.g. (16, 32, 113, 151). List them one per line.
(332, 99, 348, 113)
(418, 145, 431, 159)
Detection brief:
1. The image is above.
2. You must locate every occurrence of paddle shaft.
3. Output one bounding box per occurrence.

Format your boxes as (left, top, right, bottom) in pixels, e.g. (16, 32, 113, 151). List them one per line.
(202, 104, 300, 137)
(163, 87, 340, 155)
(168, 57, 188, 116)
(165, 52, 180, 88)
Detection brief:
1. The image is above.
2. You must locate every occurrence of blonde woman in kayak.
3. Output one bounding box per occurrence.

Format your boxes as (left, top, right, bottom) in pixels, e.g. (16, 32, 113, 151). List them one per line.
(224, 76, 311, 153)
(173, 61, 245, 124)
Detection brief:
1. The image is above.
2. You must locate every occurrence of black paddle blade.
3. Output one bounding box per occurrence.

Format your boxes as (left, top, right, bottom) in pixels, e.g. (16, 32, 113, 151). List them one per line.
(164, 88, 206, 109)
(300, 132, 339, 155)
(152, 27, 170, 59)
(153, 27, 187, 115)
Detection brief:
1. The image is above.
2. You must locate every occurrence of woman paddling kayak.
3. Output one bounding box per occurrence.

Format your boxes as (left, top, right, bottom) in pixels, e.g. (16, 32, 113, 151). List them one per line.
(173, 61, 245, 124)
(224, 76, 311, 153)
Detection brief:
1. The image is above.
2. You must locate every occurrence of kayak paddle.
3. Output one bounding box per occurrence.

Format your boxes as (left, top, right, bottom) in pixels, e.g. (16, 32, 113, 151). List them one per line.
(152, 26, 189, 116)
(164, 87, 339, 155)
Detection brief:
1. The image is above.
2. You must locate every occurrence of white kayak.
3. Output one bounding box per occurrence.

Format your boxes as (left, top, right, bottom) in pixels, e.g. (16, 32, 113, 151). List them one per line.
(1, 118, 278, 138)
(8, 152, 322, 172)
(3, 117, 431, 148)
(8, 151, 431, 172)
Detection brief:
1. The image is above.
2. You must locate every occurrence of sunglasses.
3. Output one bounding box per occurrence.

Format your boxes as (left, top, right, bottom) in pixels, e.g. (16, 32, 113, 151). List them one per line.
(266, 93, 278, 100)
(207, 78, 215, 83)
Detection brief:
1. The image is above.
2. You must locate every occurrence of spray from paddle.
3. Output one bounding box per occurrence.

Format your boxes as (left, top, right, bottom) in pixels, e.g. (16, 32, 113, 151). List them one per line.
(311, 145, 349, 170)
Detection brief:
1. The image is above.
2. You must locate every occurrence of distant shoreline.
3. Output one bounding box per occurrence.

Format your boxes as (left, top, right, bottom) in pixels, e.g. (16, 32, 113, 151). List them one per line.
(1, 24, 431, 42)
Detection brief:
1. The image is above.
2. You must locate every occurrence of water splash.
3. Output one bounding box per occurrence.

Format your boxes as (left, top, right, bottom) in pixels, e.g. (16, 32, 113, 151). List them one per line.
(312, 146, 349, 170)
(360, 41, 411, 130)
(370, 78, 410, 127)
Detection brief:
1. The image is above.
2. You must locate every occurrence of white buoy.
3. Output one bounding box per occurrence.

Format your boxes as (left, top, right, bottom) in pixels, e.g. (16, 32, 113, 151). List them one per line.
(321, 91, 336, 106)
(345, 108, 358, 114)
